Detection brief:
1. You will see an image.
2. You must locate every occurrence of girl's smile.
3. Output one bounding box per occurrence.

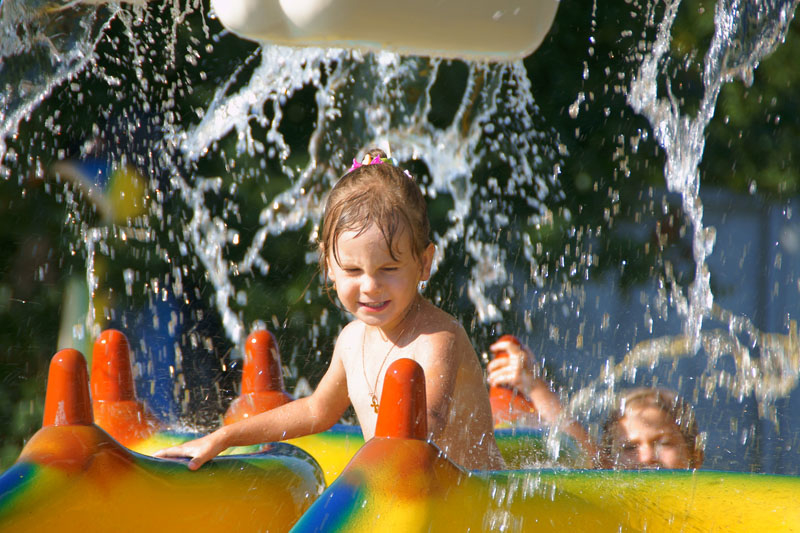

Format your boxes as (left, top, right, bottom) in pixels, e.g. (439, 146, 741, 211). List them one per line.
(359, 300, 390, 312)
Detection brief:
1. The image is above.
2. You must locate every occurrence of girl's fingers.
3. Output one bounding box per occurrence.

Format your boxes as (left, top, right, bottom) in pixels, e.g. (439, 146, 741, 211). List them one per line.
(487, 368, 508, 385)
(487, 358, 510, 372)
(153, 446, 182, 458)
(488, 366, 523, 387)
(490, 342, 527, 361)
(188, 456, 206, 471)
(490, 340, 536, 372)
(153, 440, 210, 467)
(489, 339, 518, 354)
(488, 338, 536, 390)
(489, 359, 523, 373)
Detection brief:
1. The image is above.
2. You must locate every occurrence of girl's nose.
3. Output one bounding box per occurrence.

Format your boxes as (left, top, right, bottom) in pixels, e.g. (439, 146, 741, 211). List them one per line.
(361, 274, 380, 293)
(638, 443, 658, 465)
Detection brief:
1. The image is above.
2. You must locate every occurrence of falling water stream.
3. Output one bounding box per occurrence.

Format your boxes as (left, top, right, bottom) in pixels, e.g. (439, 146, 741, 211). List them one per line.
(0, 0, 798, 474)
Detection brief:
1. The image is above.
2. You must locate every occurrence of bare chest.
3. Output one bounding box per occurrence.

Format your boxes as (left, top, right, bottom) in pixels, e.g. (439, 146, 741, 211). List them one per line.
(340, 338, 418, 436)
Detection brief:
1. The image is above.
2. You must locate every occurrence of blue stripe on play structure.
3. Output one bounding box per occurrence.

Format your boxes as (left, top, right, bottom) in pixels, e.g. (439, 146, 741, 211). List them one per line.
(0, 462, 35, 516)
(290, 477, 363, 532)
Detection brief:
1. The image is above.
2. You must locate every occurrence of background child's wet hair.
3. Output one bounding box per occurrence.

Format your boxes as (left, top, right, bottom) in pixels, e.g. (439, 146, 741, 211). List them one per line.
(599, 387, 703, 468)
(319, 148, 431, 276)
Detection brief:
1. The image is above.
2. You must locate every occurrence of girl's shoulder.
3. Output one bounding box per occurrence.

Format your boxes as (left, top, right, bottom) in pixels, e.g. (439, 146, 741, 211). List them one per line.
(418, 300, 468, 336)
(414, 302, 473, 356)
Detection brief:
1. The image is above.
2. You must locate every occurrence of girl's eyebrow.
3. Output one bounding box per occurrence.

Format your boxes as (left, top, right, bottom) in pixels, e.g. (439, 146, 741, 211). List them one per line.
(336, 259, 360, 269)
(333, 255, 356, 268)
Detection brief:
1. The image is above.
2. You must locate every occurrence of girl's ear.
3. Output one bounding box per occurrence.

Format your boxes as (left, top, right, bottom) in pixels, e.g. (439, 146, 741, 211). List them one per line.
(322, 257, 335, 284)
(420, 243, 435, 282)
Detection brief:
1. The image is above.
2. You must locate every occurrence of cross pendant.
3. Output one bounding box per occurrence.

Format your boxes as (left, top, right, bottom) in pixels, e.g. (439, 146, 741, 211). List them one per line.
(370, 395, 379, 413)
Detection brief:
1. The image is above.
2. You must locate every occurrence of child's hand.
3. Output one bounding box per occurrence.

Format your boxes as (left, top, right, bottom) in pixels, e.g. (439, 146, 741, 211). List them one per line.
(486, 337, 539, 393)
(153, 431, 227, 471)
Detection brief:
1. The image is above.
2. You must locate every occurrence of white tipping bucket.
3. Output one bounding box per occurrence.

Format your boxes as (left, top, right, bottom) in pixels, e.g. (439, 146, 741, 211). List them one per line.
(210, 0, 559, 62)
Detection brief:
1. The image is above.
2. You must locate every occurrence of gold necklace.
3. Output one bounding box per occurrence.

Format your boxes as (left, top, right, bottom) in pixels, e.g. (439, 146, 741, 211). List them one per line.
(361, 302, 418, 413)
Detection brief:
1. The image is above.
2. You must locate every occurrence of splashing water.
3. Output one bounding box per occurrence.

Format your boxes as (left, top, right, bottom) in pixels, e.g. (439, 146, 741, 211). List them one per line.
(153, 48, 562, 347)
(0, 1, 117, 170)
(628, 0, 798, 351)
(0, 0, 798, 471)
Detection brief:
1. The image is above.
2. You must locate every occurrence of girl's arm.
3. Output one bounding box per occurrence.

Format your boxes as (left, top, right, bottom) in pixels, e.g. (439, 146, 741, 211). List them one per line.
(486, 338, 597, 460)
(154, 348, 351, 470)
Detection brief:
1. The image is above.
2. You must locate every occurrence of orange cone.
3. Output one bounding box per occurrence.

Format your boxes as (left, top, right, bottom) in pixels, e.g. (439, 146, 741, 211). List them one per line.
(224, 330, 293, 425)
(374, 358, 427, 440)
(91, 329, 160, 445)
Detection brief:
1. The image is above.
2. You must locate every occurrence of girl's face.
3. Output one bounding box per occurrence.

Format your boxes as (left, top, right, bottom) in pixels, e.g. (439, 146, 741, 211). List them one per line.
(327, 223, 433, 334)
(609, 406, 693, 469)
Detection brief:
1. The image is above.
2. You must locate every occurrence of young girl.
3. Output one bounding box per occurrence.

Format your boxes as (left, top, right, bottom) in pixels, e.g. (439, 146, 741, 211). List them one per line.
(155, 149, 505, 471)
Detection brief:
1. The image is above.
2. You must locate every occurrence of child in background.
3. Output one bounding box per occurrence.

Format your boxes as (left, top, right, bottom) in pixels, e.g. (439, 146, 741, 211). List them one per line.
(599, 387, 704, 469)
(156, 149, 505, 471)
(487, 338, 703, 470)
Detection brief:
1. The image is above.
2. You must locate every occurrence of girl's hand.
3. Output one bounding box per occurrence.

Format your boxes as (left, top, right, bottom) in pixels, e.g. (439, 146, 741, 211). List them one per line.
(486, 337, 561, 423)
(153, 430, 228, 471)
(486, 337, 538, 393)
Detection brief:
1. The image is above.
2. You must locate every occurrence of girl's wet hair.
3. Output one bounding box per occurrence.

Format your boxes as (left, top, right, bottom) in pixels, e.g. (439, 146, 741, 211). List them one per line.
(599, 387, 703, 468)
(319, 148, 431, 280)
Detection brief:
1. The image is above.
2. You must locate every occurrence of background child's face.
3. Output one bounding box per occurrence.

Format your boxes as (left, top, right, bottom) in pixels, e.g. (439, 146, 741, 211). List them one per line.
(609, 406, 693, 469)
(327, 223, 433, 333)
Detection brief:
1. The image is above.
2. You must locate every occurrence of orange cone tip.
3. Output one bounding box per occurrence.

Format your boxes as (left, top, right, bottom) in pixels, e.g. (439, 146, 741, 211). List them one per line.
(43, 348, 93, 427)
(91, 329, 136, 402)
(243, 329, 284, 393)
(374, 358, 427, 440)
(224, 330, 293, 425)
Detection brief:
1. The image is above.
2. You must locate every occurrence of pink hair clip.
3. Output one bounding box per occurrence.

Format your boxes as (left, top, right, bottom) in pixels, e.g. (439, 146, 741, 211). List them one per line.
(346, 154, 412, 179)
(348, 154, 390, 172)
